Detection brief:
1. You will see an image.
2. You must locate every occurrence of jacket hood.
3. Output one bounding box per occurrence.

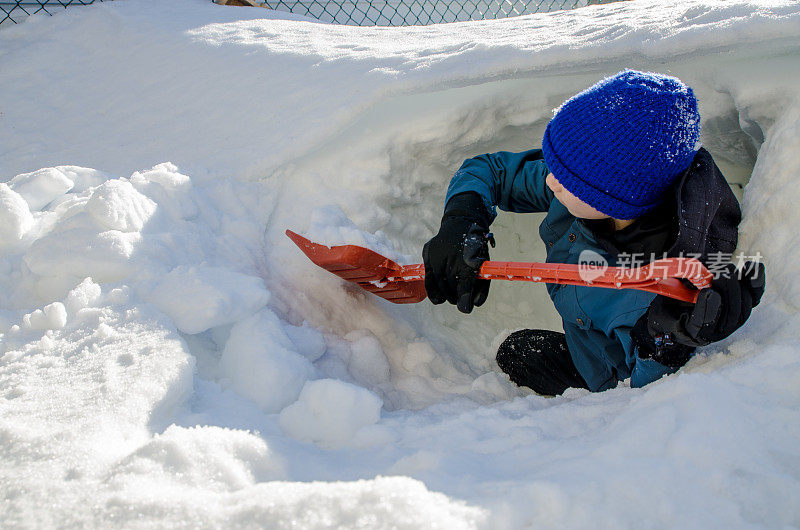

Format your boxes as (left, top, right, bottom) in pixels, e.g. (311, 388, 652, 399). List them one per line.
(668, 147, 742, 263)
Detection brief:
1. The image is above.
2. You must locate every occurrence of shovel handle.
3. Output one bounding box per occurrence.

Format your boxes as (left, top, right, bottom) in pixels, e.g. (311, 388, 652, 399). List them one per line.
(285, 230, 712, 304)
(390, 258, 712, 303)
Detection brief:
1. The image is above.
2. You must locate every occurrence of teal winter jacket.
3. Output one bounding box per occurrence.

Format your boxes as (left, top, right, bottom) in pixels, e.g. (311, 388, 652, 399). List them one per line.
(445, 148, 740, 391)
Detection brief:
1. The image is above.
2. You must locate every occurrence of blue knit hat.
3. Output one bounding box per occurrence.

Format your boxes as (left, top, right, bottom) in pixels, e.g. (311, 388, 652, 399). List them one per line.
(542, 70, 701, 220)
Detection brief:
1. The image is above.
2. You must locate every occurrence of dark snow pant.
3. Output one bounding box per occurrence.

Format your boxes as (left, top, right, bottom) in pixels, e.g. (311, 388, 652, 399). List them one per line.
(496, 329, 588, 396)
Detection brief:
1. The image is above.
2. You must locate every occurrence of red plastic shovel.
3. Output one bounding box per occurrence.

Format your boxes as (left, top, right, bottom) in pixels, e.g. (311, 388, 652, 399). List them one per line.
(286, 230, 712, 304)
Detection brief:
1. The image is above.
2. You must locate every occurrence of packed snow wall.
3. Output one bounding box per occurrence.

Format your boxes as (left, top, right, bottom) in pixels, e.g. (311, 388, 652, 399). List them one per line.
(263, 55, 778, 388)
(2, 0, 800, 528)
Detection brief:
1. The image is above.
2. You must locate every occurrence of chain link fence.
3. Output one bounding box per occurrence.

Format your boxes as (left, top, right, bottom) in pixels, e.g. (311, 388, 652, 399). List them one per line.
(2, 0, 619, 28)
(251, 0, 613, 25)
(0, 0, 109, 27)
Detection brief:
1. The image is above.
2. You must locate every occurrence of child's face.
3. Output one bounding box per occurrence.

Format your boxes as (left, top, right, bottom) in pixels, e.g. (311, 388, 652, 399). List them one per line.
(546, 173, 609, 220)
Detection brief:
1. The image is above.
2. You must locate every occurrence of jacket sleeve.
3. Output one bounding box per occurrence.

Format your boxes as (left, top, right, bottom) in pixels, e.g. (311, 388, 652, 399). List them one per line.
(445, 149, 554, 222)
(613, 326, 680, 388)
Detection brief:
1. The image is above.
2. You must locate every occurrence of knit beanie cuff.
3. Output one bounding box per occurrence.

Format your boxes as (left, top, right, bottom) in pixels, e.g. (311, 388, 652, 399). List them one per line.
(542, 125, 663, 220)
(540, 70, 701, 220)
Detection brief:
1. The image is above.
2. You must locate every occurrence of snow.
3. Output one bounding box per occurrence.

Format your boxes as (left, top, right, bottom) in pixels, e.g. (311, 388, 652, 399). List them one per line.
(85, 179, 157, 232)
(7, 168, 75, 212)
(145, 266, 270, 334)
(22, 301, 67, 331)
(279, 378, 384, 448)
(1, 0, 800, 527)
(220, 309, 317, 412)
(0, 184, 34, 244)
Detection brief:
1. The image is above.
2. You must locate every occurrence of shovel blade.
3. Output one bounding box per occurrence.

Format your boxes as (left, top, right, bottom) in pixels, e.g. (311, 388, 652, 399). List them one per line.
(286, 230, 427, 303)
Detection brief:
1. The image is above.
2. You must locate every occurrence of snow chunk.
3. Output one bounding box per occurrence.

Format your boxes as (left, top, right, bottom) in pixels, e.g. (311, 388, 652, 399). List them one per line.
(64, 278, 103, 315)
(284, 321, 327, 363)
(86, 179, 157, 232)
(279, 379, 383, 448)
(131, 162, 191, 189)
(129, 163, 199, 221)
(8, 167, 74, 211)
(146, 266, 269, 334)
(110, 425, 286, 490)
(240, 476, 486, 528)
(219, 310, 316, 413)
(24, 228, 141, 283)
(344, 330, 391, 385)
(23, 302, 67, 330)
(57, 166, 112, 193)
(0, 184, 35, 245)
(402, 341, 436, 372)
(306, 205, 409, 264)
(107, 286, 131, 306)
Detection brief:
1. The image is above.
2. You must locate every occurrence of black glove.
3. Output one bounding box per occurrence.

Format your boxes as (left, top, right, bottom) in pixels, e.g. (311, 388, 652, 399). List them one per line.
(422, 192, 494, 314)
(632, 261, 766, 368)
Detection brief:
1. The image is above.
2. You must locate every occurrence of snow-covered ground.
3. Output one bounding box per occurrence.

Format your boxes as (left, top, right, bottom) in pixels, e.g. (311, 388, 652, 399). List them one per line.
(2, 0, 800, 527)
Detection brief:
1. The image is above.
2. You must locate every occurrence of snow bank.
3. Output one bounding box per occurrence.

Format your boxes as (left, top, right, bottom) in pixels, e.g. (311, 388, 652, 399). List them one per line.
(2, 0, 800, 527)
(102, 474, 487, 528)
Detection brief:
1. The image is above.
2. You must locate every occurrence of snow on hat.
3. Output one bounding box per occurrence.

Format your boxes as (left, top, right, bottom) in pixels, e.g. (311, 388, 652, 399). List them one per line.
(541, 70, 701, 220)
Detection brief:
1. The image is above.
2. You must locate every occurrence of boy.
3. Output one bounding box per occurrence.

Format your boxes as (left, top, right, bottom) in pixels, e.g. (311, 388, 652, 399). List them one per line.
(423, 70, 765, 395)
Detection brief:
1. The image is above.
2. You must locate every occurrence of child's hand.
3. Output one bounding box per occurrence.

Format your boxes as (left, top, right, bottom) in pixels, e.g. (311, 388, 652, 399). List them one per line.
(422, 192, 493, 314)
(633, 261, 765, 366)
(681, 261, 765, 344)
